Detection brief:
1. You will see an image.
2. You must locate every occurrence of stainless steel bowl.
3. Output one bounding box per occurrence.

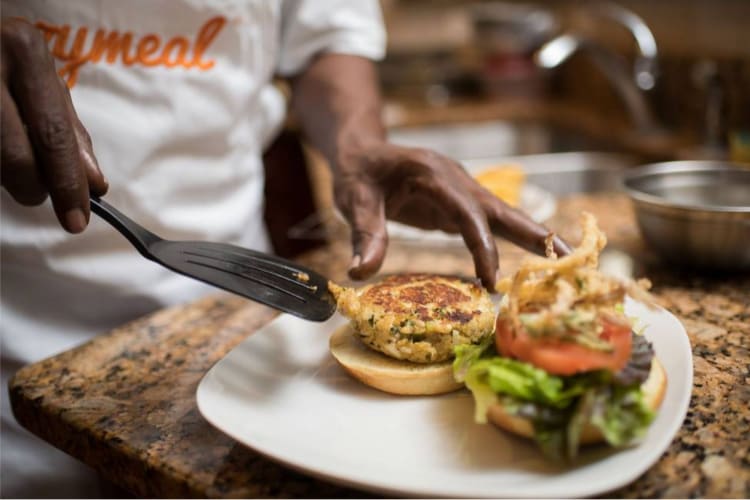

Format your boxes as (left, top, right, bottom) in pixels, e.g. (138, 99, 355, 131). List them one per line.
(623, 161, 750, 271)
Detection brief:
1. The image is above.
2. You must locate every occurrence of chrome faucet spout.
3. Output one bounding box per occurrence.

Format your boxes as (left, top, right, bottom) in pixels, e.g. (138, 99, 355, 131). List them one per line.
(535, 34, 580, 69)
(533, 3, 660, 132)
(592, 2, 658, 90)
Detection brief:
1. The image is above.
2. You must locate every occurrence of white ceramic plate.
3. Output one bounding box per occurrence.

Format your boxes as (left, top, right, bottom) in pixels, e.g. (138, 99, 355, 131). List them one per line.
(197, 298, 692, 498)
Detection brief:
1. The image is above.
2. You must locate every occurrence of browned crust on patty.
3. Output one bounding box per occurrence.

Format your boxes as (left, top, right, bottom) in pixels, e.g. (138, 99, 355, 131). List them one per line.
(360, 274, 483, 323)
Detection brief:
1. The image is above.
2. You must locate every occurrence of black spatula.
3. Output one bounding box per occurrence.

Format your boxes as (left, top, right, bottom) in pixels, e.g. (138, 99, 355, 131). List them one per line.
(89, 197, 336, 321)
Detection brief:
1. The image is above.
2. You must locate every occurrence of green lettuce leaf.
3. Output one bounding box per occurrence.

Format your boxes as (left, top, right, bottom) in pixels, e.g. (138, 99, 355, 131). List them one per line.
(590, 385, 655, 446)
(453, 343, 656, 458)
(453, 336, 493, 383)
(454, 337, 497, 423)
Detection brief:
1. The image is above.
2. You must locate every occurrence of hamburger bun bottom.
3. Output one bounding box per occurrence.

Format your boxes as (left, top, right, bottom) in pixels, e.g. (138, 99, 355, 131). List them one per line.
(329, 324, 463, 395)
(486, 356, 667, 445)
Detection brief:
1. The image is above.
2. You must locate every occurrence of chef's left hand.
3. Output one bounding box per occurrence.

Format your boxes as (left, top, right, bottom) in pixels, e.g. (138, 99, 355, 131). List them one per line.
(334, 141, 571, 292)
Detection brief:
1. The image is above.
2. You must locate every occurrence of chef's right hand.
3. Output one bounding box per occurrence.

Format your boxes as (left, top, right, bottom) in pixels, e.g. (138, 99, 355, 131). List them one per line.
(1, 17, 107, 233)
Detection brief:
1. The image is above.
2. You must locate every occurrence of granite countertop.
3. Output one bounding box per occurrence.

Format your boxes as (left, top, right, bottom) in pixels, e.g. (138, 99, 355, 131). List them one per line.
(9, 193, 750, 498)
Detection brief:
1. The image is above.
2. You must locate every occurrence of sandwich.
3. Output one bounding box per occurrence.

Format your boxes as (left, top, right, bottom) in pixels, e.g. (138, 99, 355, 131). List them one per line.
(453, 212, 666, 459)
(329, 273, 495, 395)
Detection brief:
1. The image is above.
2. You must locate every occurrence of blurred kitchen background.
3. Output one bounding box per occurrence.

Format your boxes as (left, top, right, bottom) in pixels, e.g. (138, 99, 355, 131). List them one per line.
(377, 0, 749, 159)
(268, 0, 749, 259)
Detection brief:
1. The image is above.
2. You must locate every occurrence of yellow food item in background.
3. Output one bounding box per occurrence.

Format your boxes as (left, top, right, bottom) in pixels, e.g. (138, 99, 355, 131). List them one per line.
(474, 164, 526, 206)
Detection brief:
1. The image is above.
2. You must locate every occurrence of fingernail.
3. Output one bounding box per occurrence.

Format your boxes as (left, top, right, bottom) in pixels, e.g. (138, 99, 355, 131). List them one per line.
(96, 166, 108, 187)
(350, 254, 361, 270)
(65, 208, 87, 233)
(556, 236, 573, 255)
(93, 163, 109, 192)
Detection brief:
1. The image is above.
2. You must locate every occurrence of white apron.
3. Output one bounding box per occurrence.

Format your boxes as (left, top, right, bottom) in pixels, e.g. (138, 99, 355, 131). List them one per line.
(0, 1, 384, 496)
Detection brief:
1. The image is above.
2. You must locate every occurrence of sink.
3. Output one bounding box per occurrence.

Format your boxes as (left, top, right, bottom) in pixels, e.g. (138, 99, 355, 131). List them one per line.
(388, 120, 640, 195)
(388, 120, 616, 159)
(465, 152, 638, 195)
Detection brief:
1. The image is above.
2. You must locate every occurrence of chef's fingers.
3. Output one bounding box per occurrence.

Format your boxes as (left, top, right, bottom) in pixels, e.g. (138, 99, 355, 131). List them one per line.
(57, 76, 108, 197)
(426, 173, 499, 291)
(2, 18, 89, 233)
(479, 189, 572, 257)
(386, 150, 499, 290)
(0, 84, 47, 205)
(334, 178, 388, 280)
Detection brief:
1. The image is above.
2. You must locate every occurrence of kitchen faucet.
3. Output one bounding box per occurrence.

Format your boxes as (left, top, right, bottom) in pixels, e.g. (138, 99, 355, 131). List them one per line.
(534, 2, 659, 133)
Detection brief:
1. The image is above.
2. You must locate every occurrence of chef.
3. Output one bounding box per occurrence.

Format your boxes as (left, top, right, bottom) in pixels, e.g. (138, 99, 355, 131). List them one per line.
(0, 0, 567, 496)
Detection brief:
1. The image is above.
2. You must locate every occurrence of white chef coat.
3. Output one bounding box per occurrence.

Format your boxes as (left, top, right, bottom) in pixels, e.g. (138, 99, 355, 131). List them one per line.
(0, 1, 385, 497)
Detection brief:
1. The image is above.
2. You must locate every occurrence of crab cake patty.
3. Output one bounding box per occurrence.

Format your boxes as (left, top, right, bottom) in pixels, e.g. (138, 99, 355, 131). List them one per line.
(330, 274, 495, 363)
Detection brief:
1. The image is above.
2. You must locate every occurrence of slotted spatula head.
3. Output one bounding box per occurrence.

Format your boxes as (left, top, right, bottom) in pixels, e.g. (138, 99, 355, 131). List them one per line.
(150, 241, 336, 321)
(90, 197, 337, 321)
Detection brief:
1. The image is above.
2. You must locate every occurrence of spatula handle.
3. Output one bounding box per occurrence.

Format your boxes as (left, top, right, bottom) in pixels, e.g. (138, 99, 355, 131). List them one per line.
(90, 196, 161, 258)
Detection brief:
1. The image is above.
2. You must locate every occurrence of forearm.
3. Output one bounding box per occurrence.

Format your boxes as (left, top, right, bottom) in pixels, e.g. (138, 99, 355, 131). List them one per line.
(290, 53, 385, 171)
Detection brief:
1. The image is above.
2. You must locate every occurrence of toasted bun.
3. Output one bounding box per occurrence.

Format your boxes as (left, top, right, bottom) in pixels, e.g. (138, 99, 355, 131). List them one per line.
(486, 357, 667, 444)
(329, 324, 463, 395)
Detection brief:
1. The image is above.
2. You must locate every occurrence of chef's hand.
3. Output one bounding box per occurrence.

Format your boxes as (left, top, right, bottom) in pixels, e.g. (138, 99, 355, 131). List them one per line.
(1, 17, 107, 233)
(334, 142, 571, 291)
(291, 53, 570, 291)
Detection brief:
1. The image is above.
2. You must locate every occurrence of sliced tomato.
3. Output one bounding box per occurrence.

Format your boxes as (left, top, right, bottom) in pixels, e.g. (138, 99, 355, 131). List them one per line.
(495, 316, 632, 376)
